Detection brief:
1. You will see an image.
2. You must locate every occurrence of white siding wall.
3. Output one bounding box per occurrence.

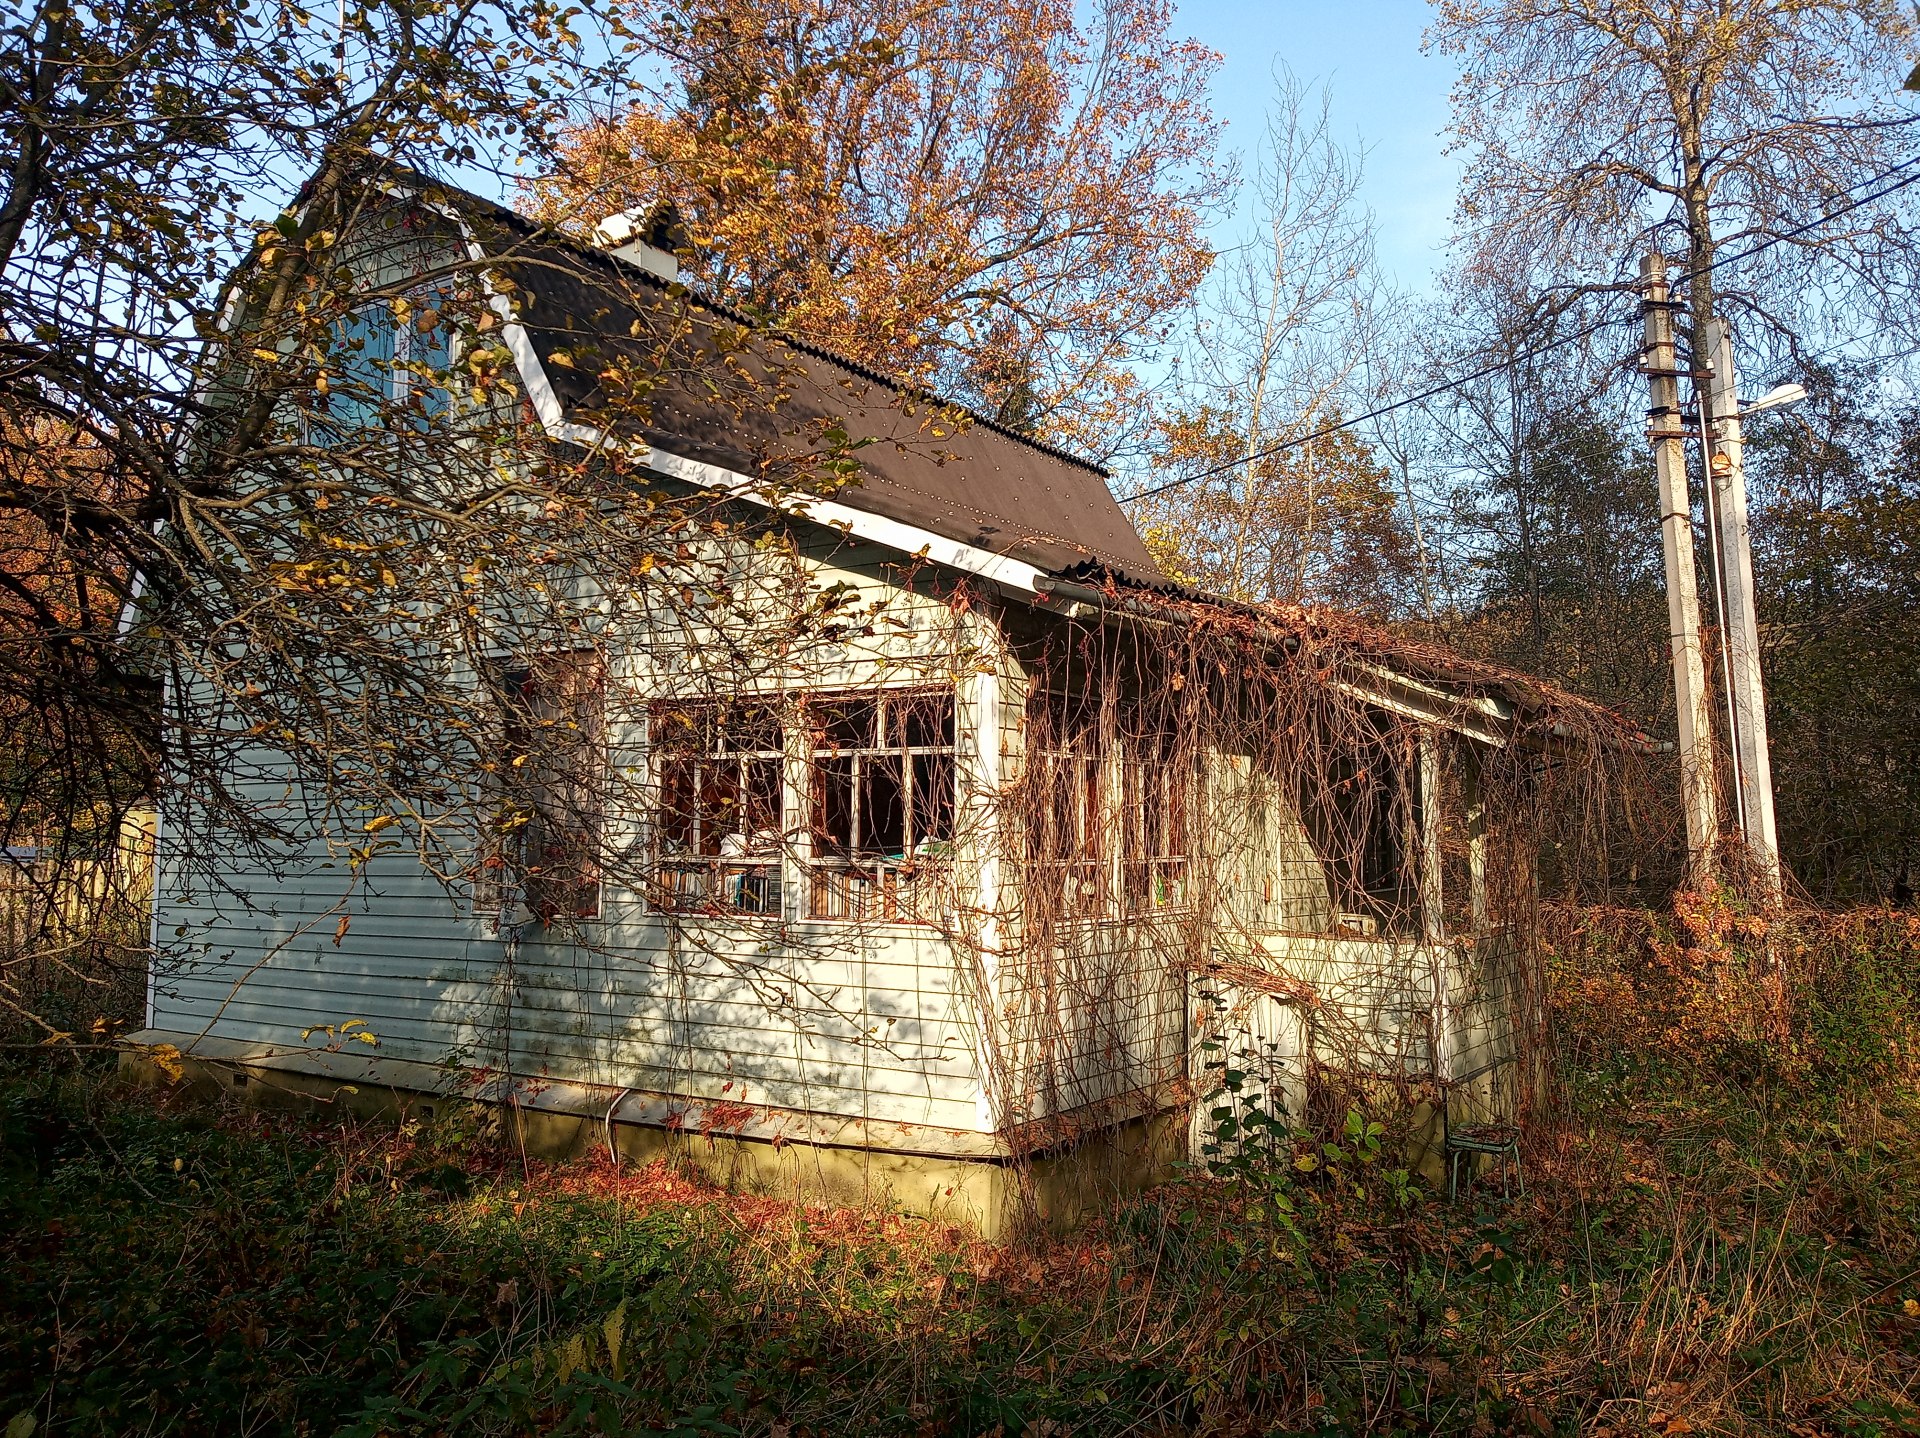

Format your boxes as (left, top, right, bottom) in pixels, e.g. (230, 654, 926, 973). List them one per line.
(1442, 930, 1521, 1125)
(1259, 933, 1440, 1075)
(148, 534, 999, 1142)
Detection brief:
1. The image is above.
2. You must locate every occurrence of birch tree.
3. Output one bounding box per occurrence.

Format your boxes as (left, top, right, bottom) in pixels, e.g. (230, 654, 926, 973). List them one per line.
(1429, 0, 1920, 363)
(1138, 74, 1415, 614)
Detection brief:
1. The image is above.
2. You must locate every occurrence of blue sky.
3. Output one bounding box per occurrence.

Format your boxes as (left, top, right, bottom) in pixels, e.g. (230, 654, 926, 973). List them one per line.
(1176, 0, 1463, 296)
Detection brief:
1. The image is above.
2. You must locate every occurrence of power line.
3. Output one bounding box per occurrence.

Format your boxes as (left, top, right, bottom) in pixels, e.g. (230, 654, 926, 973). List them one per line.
(1115, 152, 1920, 506)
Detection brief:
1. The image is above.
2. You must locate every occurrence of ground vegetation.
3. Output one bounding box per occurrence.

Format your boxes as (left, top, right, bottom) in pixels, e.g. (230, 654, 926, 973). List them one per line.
(2, 905, 1916, 1436)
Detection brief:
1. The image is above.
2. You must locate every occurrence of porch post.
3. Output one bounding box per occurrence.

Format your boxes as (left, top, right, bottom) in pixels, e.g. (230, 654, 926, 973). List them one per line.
(1465, 745, 1488, 934)
(966, 658, 1009, 1134)
(1418, 730, 1444, 945)
(1419, 730, 1452, 1091)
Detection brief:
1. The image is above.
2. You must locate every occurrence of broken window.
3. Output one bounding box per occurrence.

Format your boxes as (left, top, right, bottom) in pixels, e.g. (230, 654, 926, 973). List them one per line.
(1023, 689, 1110, 916)
(1024, 689, 1194, 918)
(1299, 712, 1425, 937)
(649, 701, 784, 915)
(480, 650, 606, 923)
(804, 689, 955, 922)
(1123, 731, 1192, 910)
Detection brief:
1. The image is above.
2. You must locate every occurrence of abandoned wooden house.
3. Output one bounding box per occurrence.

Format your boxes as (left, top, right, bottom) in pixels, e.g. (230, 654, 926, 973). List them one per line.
(132, 172, 1628, 1229)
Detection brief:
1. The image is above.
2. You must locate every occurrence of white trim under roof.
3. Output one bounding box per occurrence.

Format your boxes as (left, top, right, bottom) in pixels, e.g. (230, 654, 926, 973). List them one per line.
(451, 202, 1052, 598)
(640, 444, 1049, 595)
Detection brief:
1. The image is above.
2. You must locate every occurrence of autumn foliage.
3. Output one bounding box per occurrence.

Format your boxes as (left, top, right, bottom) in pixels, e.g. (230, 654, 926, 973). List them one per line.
(1544, 897, 1920, 1087)
(1139, 415, 1417, 614)
(0, 417, 127, 707)
(529, 0, 1226, 455)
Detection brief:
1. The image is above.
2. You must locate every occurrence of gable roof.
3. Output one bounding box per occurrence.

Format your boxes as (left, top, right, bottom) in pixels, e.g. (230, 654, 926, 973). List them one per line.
(428, 182, 1161, 580)
(340, 168, 1642, 751)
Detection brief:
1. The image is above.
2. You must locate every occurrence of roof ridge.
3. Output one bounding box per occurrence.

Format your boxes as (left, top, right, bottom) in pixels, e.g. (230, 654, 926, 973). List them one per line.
(417, 172, 1113, 480)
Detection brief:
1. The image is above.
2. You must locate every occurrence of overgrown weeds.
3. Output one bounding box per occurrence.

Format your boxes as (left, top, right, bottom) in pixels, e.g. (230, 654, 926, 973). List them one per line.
(1, 906, 1917, 1436)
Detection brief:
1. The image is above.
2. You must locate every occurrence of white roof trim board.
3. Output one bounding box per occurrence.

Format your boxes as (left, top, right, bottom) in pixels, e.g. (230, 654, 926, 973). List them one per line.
(447, 193, 1053, 600)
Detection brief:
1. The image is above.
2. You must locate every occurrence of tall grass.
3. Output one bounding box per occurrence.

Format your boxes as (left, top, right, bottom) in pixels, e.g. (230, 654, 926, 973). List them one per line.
(0, 902, 1916, 1435)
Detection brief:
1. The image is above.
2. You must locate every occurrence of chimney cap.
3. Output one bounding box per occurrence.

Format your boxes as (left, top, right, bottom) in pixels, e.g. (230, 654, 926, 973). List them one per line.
(593, 209, 641, 247)
(592, 201, 687, 284)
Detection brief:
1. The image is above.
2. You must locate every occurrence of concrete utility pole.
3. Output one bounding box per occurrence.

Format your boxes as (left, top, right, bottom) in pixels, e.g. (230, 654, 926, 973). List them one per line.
(1703, 317, 1785, 903)
(1640, 255, 1719, 881)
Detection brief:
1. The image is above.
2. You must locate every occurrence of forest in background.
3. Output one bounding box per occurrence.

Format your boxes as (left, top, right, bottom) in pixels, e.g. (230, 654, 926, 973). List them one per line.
(3, 0, 1919, 916)
(4, 0, 1920, 1432)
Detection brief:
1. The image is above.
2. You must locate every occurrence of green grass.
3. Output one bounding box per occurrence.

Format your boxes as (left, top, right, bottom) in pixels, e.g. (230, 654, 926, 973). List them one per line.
(8, 901, 1920, 1438)
(2, 1049, 1916, 1437)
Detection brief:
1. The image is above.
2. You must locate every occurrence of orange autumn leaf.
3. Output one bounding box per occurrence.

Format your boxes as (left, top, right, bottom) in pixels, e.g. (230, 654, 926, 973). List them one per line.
(527, 0, 1226, 459)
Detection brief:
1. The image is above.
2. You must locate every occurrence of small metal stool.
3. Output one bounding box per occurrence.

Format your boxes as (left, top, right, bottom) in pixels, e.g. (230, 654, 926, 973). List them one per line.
(1446, 1123, 1523, 1203)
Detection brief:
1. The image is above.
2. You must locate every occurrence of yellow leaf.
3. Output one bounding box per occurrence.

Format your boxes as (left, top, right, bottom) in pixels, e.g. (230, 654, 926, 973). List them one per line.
(603, 1300, 627, 1380)
(363, 815, 396, 834)
(557, 1332, 586, 1385)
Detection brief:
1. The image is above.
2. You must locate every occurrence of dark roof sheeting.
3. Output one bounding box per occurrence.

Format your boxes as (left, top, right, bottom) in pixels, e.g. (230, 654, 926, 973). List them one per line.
(442, 191, 1159, 578)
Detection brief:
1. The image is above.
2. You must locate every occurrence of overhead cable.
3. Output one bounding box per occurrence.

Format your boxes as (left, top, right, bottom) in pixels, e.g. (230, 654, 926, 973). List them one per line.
(1115, 153, 1920, 505)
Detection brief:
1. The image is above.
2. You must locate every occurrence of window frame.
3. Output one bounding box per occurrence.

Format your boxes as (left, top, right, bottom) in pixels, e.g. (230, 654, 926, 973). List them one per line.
(801, 688, 957, 925)
(1121, 733, 1192, 912)
(1022, 688, 1196, 922)
(316, 285, 457, 439)
(646, 700, 787, 917)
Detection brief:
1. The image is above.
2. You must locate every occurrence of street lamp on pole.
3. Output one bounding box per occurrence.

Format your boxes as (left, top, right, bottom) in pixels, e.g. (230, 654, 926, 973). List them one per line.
(1742, 383, 1808, 418)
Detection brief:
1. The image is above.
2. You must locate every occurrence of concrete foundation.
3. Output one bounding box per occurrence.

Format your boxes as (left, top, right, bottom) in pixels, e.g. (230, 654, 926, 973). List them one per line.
(119, 1033, 1185, 1238)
